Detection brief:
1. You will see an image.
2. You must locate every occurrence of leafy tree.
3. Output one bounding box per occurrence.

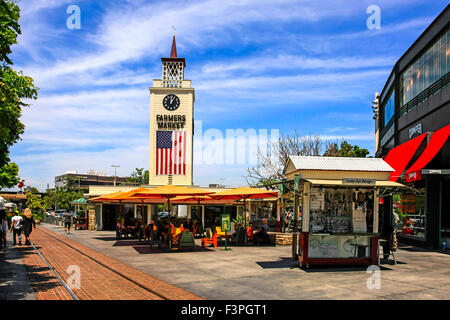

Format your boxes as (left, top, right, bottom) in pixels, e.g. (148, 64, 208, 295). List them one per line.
(43, 178, 83, 211)
(28, 186, 39, 194)
(25, 191, 49, 220)
(0, 0, 38, 188)
(128, 168, 149, 185)
(0, 161, 19, 187)
(323, 140, 370, 158)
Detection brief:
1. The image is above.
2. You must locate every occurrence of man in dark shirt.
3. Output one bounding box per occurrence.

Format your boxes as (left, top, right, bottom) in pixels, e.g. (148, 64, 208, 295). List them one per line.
(184, 219, 194, 232)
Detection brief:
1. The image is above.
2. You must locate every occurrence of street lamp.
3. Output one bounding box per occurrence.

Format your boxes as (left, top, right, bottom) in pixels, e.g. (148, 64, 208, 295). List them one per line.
(372, 92, 380, 120)
(111, 165, 120, 186)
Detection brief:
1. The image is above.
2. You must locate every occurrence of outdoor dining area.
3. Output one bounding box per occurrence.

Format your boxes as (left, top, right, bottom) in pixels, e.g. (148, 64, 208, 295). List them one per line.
(88, 185, 280, 252)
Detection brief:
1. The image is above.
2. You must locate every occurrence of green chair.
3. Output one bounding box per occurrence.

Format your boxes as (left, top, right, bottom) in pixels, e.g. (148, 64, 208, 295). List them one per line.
(179, 231, 195, 249)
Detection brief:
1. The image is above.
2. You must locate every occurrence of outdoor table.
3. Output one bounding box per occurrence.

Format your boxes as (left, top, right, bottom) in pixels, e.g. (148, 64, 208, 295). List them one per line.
(218, 234, 232, 241)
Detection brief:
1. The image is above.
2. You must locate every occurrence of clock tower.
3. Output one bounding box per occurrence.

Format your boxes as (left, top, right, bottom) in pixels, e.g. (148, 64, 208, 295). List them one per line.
(149, 36, 194, 185)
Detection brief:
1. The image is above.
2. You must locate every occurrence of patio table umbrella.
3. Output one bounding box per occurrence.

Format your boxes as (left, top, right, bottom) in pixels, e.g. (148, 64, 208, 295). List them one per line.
(171, 195, 214, 231)
(90, 191, 129, 224)
(109, 188, 154, 229)
(209, 187, 279, 243)
(127, 185, 215, 248)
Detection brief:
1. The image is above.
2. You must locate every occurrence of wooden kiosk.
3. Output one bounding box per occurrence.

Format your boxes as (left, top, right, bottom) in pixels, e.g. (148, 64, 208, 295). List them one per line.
(284, 156, 404, 268)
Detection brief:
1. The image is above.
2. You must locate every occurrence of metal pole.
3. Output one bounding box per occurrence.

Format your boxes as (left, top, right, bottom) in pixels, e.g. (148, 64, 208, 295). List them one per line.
(244, 197, 248, 244)
(293, 174, 300, 261)
(111, 165, 120, 186)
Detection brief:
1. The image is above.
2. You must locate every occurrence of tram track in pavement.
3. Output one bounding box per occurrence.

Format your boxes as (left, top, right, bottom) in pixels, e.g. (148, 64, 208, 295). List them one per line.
(26, 227, 202, 300)
(30, 242, 79, 300)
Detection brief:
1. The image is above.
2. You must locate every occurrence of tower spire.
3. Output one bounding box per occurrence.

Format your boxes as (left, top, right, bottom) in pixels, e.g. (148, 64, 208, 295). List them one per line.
(170, 35, 177, 58)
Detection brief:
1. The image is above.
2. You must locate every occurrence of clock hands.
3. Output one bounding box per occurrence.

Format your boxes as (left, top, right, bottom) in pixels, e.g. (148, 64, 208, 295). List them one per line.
(163, 94, 179, 111)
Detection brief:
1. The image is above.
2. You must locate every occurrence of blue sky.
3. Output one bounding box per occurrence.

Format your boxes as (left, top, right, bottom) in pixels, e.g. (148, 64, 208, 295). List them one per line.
(7, 0, 449, 191)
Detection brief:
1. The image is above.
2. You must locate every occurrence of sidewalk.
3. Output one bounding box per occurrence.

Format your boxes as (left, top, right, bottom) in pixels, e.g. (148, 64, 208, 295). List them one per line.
(40, 223, 450, 300)
(0, 234, 36, 300)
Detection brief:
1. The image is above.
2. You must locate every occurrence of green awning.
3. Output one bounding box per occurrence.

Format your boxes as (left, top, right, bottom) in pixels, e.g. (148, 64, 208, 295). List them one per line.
(72, 198, 88, 204)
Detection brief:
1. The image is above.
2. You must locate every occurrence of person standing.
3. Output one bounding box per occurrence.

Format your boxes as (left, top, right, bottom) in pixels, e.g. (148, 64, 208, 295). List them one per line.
(63, 211, 72, 234)
(10, 211, 23, 245)
(0, 210, 9, 251)
(22, 208, 36, 245)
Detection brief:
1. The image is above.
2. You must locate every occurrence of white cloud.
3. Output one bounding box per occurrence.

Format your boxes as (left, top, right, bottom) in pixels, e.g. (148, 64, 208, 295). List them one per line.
(8, 0, 439, 191)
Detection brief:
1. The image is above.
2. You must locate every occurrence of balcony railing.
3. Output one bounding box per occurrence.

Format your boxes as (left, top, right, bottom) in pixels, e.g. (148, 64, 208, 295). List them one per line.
(400, 72, 450, 117)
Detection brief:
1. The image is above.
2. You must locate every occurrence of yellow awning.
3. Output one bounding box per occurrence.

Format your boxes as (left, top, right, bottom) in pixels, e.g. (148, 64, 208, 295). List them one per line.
(305, 179, 405, 187)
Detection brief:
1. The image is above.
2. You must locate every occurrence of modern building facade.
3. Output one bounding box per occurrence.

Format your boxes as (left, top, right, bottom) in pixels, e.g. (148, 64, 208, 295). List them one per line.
(149, 36, 194, 186)
(55, 172, 128, 189)
(374, 5, 449, 249)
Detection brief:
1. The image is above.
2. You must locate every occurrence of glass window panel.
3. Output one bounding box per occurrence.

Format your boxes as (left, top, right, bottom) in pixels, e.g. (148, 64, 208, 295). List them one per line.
(419, 55, 424, 93)
(383, 90, 395, 126)
(440, 37, 445, 78)
(445, 31, 450, 72)
(400, 30, 449, 107)
(393, 189, 426, 240)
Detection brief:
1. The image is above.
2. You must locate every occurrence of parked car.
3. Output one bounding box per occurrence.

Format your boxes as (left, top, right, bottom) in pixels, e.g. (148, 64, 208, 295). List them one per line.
(157, 211, 169, 219)
(54, 209, 67, 217)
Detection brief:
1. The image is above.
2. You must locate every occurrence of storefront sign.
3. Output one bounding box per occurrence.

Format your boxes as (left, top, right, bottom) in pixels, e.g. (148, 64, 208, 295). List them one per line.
(342, 178, 376, 185)
(156, 114, 186, 129)
(221, 214, 231, 232)
(409, 123, 422, 139)
(406, 171, 420, 182)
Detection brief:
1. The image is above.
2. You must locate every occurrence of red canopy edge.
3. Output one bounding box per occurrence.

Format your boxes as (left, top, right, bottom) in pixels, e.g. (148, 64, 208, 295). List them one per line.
(405, 124, 450, 182)
(383, 132, 427, 182)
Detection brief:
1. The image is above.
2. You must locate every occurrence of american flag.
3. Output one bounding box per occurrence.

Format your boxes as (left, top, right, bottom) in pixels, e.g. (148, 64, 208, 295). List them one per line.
(156, 130, 186, 175)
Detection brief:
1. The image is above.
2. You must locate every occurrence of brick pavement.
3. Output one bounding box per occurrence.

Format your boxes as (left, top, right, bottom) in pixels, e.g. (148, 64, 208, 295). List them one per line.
(20, 244, 73, 300)
(41, 223, 450, 300)
(25, 227, 203, 300)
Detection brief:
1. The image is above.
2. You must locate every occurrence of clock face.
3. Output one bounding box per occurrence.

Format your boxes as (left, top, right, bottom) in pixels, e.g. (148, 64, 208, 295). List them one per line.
(163, 94, 180, 111)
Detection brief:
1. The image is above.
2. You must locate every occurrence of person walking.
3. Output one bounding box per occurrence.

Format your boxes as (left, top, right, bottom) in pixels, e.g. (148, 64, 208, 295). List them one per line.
(22, 208, 36, 245)
(63, 211, 72, 234)
(0, 209, 9, 251)
(10, 211, 23, 246)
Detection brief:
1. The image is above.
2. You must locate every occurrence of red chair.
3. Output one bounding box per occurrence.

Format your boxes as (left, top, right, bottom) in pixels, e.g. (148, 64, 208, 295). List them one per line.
(201, 231, 218, 248)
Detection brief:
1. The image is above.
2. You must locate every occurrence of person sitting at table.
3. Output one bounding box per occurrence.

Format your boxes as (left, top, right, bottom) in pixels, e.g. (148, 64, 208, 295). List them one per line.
(133, 220, 142, 238)
(157, 221, 170, 249)
(170, 223, 183, 246)
(247, 222, 255, 242)
(231, 223, 245, 245)
(184, 218, 194, 232)
(254, 220, 269, 245)
(147, 220, 160, 248)
(144, 223, 152, 241)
